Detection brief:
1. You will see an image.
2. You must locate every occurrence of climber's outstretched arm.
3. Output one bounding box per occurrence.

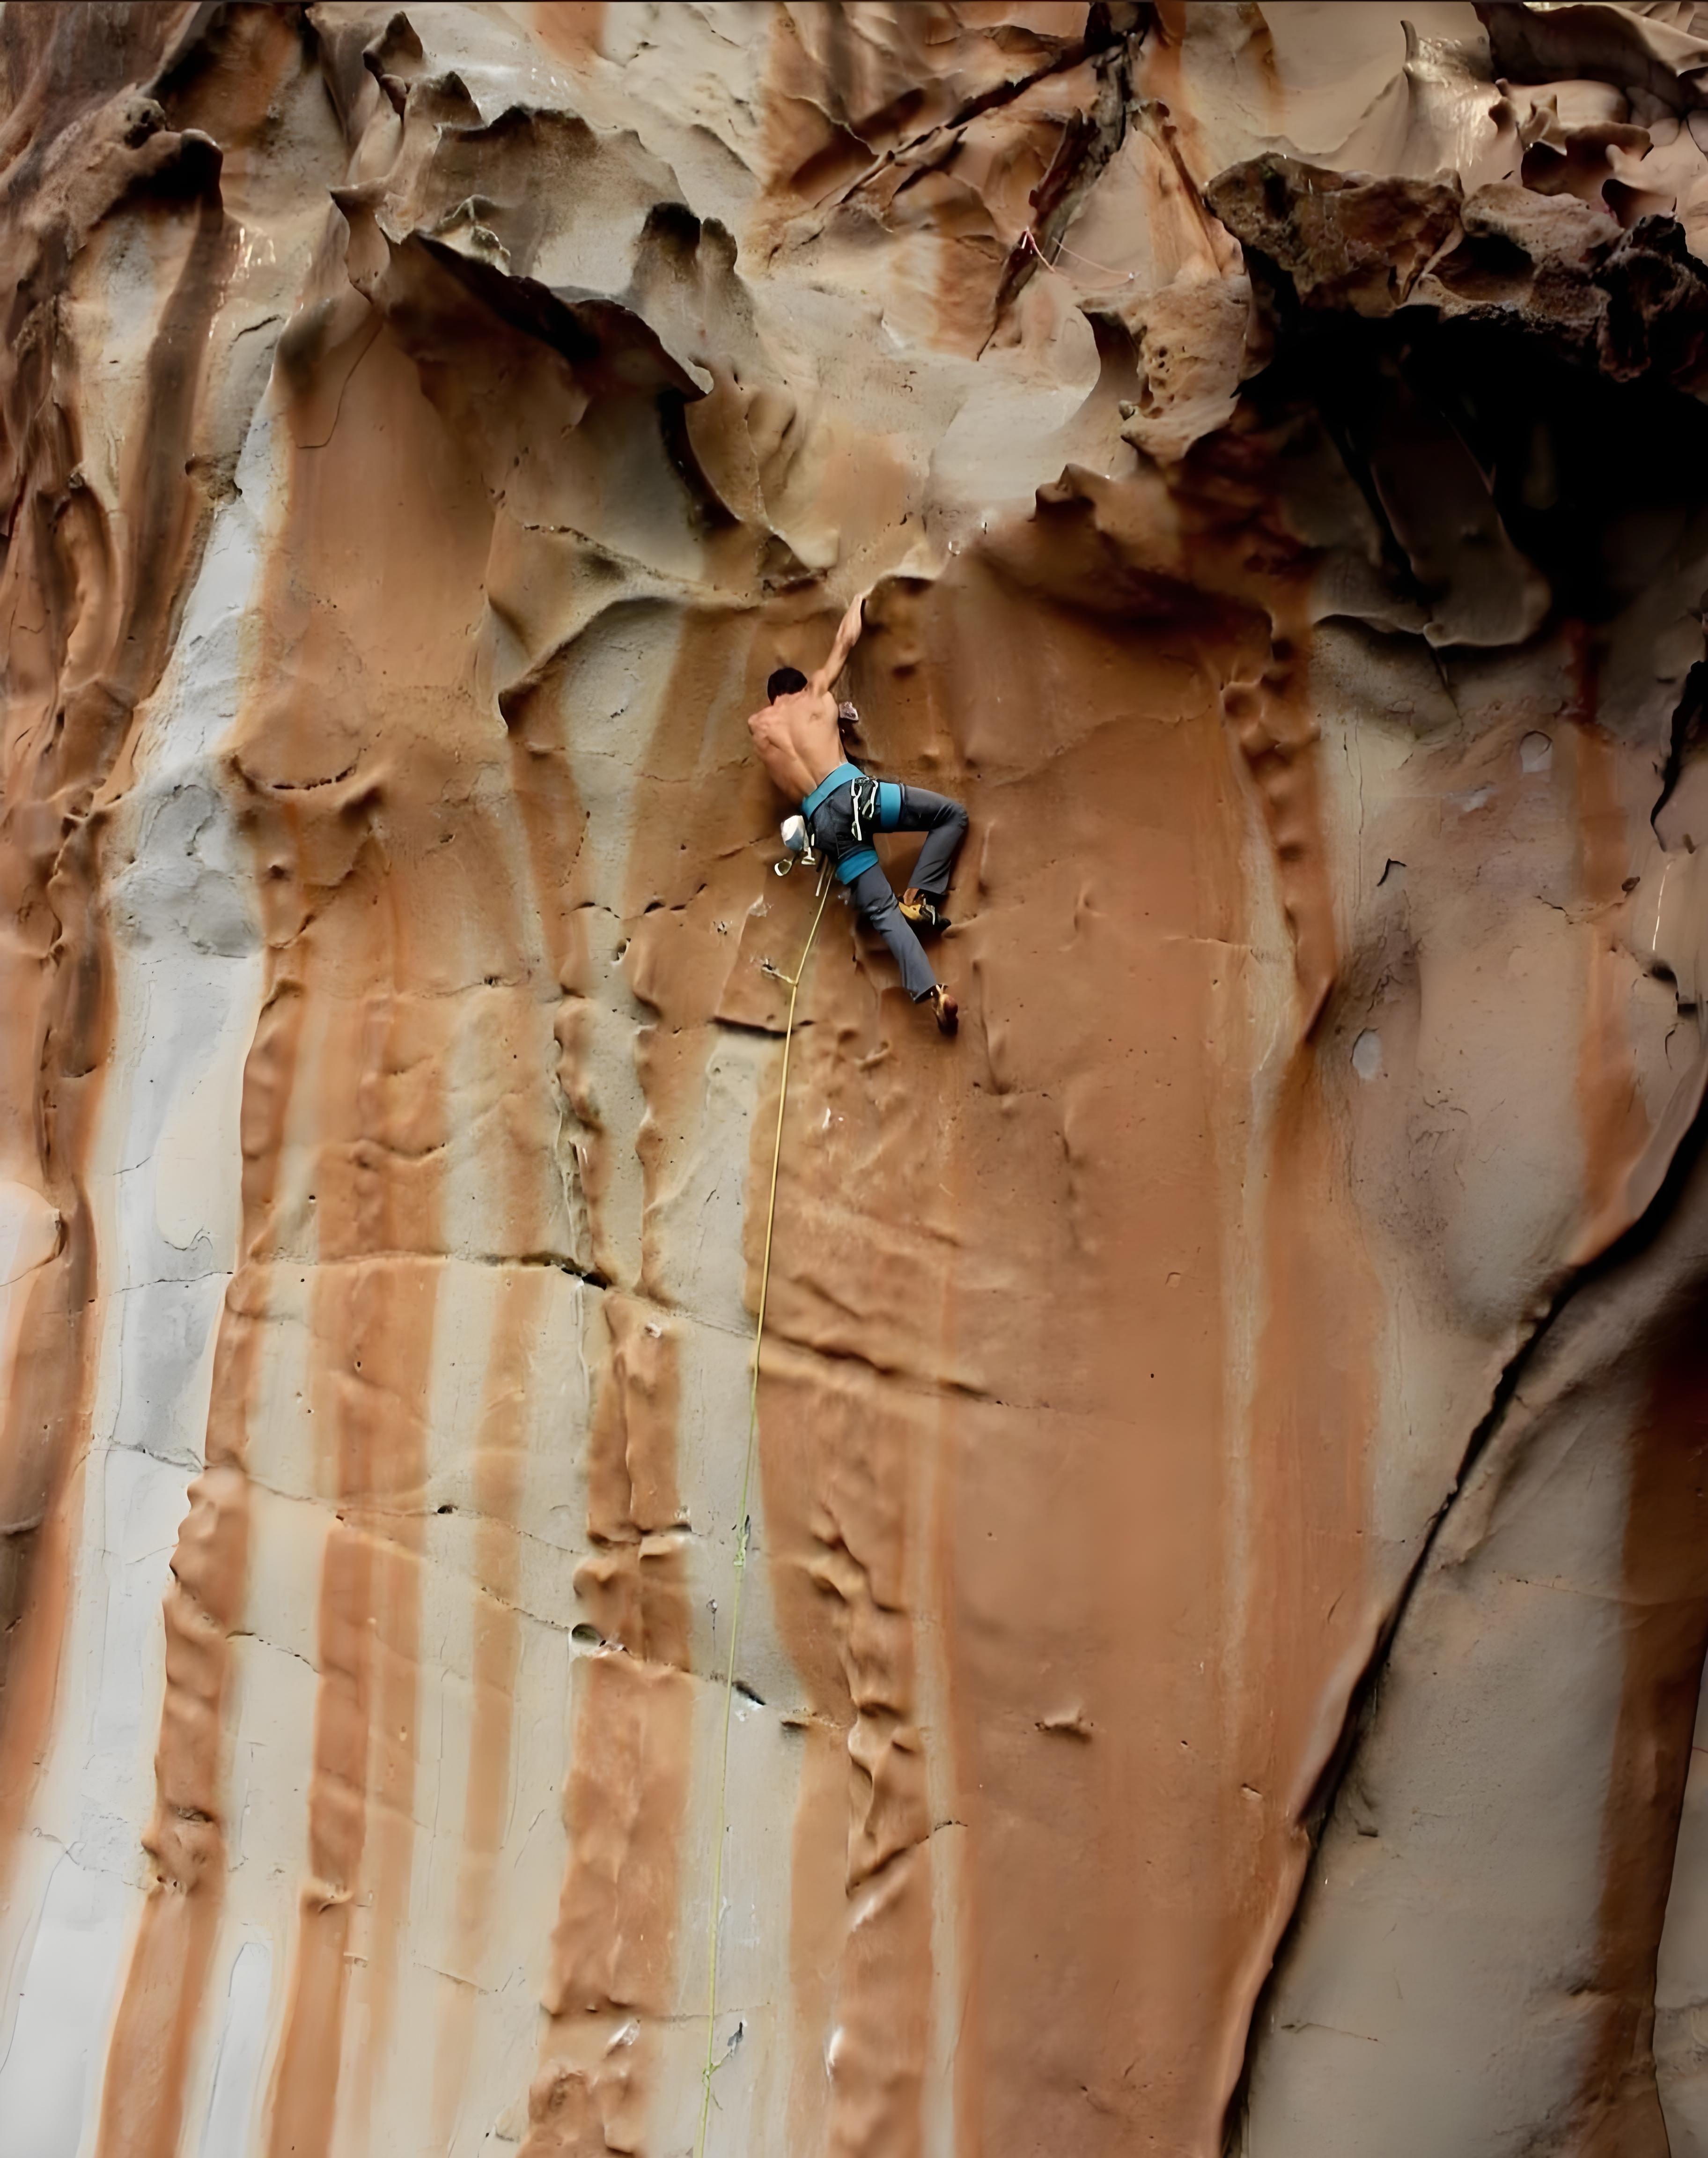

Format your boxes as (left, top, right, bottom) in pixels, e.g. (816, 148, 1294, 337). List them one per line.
(809, 587, 870, 698)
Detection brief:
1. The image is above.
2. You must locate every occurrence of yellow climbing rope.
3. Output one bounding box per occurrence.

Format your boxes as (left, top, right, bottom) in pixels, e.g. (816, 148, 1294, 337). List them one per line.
(694, 861, 834, 2158)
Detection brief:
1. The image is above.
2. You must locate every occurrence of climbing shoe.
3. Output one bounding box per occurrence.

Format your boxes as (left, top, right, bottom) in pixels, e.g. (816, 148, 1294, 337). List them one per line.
(899, 888, 948, 934)
(928, 985, 958, 1036)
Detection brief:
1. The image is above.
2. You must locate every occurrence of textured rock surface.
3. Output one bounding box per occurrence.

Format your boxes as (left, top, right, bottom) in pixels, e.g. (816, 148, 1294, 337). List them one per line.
(8, 3, 1708, 2154)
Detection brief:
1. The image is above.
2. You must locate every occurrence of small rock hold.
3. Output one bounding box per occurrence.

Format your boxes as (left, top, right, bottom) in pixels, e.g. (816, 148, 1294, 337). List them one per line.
(1038, 1708, 1094, 1740)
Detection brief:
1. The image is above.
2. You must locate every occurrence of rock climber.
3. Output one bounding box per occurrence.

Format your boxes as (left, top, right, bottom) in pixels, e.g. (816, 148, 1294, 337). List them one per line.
(747, 587, 968, 1034)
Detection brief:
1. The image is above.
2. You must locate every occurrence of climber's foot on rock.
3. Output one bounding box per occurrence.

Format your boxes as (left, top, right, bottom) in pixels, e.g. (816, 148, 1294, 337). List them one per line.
(900, 887, 949, 935)
(928, 985, 958, 1035)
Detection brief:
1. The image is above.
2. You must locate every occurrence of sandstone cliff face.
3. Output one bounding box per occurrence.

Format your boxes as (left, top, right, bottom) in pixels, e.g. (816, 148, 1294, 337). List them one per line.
(7, 4, 1708, 2154)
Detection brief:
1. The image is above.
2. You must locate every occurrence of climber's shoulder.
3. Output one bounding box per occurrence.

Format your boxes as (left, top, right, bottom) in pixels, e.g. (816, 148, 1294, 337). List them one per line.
(747, 696, 812, 794)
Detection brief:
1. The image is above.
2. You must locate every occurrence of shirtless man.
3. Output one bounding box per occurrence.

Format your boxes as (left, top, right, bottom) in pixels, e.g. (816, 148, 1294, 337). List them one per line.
(747, 588, 968, 1034)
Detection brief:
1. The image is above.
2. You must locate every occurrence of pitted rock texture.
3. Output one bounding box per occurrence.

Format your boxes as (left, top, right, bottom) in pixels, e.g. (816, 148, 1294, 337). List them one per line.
(7, 5, 1708, 2156)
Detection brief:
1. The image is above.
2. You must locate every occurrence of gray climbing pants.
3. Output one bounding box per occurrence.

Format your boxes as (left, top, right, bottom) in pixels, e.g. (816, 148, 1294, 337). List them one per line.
(810, 783, 969, 1001)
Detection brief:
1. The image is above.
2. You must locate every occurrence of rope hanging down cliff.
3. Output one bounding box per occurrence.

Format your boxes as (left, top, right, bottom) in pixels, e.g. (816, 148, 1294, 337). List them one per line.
(693, 862, 833, 2158)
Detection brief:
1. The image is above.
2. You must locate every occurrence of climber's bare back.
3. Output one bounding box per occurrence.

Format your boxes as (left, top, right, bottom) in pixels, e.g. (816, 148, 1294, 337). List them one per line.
(747, 686, 841, 798)
(746, 587, 870, 800)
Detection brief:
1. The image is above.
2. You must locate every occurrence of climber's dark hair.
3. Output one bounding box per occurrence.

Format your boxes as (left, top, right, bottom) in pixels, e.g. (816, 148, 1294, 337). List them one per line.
(767, 666, 808, 701)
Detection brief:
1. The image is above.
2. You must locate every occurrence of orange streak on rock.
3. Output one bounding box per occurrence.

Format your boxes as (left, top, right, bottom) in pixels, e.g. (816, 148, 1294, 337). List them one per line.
(93, 1439, 257, 2158)
(523, 1650, 694, 2155)
(1211, 622, 1379, 2121)
(260, 1208, 442, 2157)
(265, 1520, 376, 2158)
(1577, 1316, 1708, 2155)
(545, 1647, 695, 2014)
(267, 982, 447, 2158)
(0, 1286, 92, 1876)
(428, 1267, 545, 2147)
(1572, 709, 1652, 1259)
(1218, 1038, 1379, 2097)
(499, 674, 597, 1273)
(759, 1347, 935, 2158)
(524, 1301, 692, 2157)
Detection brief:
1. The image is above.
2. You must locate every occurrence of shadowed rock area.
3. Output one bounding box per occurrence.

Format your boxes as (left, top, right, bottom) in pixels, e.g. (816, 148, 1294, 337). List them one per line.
(7, 4, 1708, 2154)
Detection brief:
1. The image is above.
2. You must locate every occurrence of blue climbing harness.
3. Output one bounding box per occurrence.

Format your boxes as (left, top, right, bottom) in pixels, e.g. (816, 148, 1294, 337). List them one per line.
(801, 764, 903, 883)
(801, 762, 863, 819)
